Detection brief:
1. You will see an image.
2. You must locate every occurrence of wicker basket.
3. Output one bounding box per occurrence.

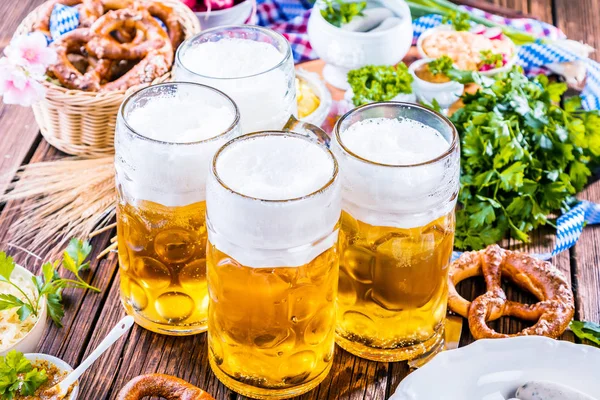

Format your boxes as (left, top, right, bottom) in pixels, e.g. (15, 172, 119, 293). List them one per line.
(15, 0, 201, 156)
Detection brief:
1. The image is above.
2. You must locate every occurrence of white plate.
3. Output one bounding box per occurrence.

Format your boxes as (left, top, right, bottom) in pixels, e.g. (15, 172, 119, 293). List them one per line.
(391, 336, 600, 400)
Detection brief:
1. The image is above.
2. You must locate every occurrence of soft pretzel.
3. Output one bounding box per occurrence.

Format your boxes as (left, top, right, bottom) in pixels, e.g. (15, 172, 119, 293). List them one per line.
(116, 374, 215, 400)
(86, 8, 169, 60)
(80, 0, 183, 47)
(48, 28, 113, 91)
(448, 244, 574, 339)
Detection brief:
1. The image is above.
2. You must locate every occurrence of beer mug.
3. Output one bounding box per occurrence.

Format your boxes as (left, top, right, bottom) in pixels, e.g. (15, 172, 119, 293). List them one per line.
(174, 25, 297, 134)
(331, 102, 460, 361)
(115, 82, 241, 335)
(206, 132, 341, 398)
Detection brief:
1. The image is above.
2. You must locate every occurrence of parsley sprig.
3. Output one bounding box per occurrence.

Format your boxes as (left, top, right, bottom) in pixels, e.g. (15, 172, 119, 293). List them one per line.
(450, 67, 600, 249)
(320, 0, 367, 28)
(0, 239, 99, 327)
(442, 11, 471, 31)
(0, 350, 48, 399)
(347, 64, 414, 106)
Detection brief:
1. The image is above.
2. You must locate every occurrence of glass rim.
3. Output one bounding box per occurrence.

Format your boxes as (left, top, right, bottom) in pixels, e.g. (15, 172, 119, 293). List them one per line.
(212, 131, 339, 203)
(175, 25, 293, 81)
(119, 81, 240, 146)
(333, 101, 459, 168)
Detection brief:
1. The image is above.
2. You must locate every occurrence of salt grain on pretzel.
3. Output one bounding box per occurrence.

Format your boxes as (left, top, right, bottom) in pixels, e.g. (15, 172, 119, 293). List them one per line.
(448, 244, 575, 339)
(116, 374, 215, 400)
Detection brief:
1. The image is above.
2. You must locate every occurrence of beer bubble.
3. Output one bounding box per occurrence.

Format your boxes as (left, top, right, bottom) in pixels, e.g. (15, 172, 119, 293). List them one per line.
(155, 292, 194, 322)
(133, 256, 172, 290)
(154, 228, 197, 264)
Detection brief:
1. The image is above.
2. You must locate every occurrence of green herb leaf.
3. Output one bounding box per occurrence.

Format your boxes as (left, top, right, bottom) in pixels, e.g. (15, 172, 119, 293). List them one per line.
(0, 252, 15, 282)
(348, 64, 413, 106)
(46, 292, 65, 328)
(479, 50, 503, 69)
(320, 0, 366, 28)
(442, 11, 471, 31)
(427, 55, 453, 76)
(570, 320, 600, 346)
(0, 294, 24, 311)
(451, 66, 600, 250)
(63, 238, 92, 273)
(0, 351, 48, 398)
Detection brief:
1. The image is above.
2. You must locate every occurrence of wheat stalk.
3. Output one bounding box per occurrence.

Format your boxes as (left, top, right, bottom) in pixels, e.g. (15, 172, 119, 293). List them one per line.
(0, 157, 116, 257)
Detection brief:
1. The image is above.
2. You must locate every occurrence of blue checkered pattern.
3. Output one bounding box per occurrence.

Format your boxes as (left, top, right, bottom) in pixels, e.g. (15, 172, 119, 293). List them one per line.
(47, 4, 168, 43)
(49, 3, 79, 42)
(412, 13, 600, 110)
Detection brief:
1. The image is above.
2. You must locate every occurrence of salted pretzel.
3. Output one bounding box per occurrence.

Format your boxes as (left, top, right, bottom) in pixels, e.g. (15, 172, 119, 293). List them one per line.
(448, 244, 574, 339)
(116, 374, 215, 400)
(48, 28, 113, 91)
(80, 0, 183, 47)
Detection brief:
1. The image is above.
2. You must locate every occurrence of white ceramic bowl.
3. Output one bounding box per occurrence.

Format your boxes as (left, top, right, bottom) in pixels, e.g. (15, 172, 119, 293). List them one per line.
(25, 353, 78, 400)
(0, 264, 47, 356)
(296, 68, 332, 127)
(307, 0, 413, 89)
(195, 0, 253, 29)
(409, 58, 464, 111)
(391, 336, 600, 400)
(416, 25, 518, 76)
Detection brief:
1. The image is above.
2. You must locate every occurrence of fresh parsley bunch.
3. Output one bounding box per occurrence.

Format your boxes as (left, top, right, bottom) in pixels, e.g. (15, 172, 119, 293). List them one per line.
(451, 67, 600, 250)
(0, 239, 99, 327)
(442, 11, 471, 31)
(347, 64, 414, 106)
(320, 0, 367, 28)
(0, 350, 47, 399)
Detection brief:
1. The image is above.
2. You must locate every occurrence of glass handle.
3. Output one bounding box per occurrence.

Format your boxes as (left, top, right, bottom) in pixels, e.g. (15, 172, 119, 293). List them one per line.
(283, 115, 331, 147)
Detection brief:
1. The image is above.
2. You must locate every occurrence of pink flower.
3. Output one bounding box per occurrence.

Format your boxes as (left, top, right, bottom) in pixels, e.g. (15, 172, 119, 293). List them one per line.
(0, 61, 45, 107)
(4, 32, 57, 76)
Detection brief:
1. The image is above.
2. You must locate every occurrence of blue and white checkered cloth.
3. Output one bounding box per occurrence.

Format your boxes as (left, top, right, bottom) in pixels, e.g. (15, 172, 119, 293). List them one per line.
(412, 13, 600, 110)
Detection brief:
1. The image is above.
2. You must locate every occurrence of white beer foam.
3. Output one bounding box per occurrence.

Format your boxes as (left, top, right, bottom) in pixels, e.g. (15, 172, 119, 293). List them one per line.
(207, 135, 341, 268)
(181, 38, 284, 78)
(115, 89, 240, 207)
(176, 38, 297, 133)
(332, 117, 459, 229)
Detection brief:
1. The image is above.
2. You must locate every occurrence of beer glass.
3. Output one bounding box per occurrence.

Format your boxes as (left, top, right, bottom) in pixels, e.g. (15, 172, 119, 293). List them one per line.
(206, 132, 341, 399)
(115, 82, 241, 335)
(331, 102, 459, 362)
(174, 25, 297, 134)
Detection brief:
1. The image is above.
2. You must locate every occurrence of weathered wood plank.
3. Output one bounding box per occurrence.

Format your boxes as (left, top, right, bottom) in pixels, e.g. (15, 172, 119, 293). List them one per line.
(553, 0, 600, 61)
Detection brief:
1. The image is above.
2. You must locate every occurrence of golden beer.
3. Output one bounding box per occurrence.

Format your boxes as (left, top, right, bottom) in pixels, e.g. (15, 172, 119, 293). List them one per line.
(118, 200, 209, 334)
(332, 102, 460, 361)
(207, 244, 338, 397)
(206, 132, 341, 398)
(115, 82, 240, 335)
(336, 211, 454, 361)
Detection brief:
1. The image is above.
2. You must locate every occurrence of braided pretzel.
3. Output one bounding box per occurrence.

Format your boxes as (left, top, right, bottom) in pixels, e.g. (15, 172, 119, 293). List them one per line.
(48, 28, 113, 91)
(116, 374, 215, 400)
(448, 244, 574, 339)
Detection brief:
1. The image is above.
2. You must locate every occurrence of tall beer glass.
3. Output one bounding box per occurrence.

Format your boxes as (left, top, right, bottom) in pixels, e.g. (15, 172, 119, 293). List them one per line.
(116, 82, 240, 335)
(174, 25, 297, 133)
(331, 102, 459, 361)
(206, 133, 341, 399)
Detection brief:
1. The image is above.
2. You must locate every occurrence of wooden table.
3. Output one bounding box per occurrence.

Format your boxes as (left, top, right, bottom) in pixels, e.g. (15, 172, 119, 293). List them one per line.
(1, 0, 599, 399)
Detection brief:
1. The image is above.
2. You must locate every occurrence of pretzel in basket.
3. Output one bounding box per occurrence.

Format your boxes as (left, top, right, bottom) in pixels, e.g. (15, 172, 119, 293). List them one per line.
(116, 374, 215, 400)
(448, 244, 574, 339)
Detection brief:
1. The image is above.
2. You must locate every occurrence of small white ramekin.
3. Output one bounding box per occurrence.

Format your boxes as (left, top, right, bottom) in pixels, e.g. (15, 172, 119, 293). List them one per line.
(409, 58, 464, 111)
(25, 353, 78, 399)
(0, 264, 47, 356)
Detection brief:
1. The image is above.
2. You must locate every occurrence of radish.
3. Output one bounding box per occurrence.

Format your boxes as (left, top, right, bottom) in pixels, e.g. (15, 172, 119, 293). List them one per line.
(470, 24, 486, 35)
(483, 27, 503, 40)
